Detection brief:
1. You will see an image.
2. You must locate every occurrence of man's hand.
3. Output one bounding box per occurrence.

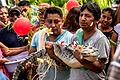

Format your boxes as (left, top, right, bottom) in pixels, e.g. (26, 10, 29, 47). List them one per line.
(45, 42, 54, 58)
(45, 42, 67, 67)
(74, 45, 83, 61)
(0, 58, 9, 64)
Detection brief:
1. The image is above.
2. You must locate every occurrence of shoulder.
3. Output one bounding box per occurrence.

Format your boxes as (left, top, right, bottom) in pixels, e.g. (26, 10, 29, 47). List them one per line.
(114, 23, 120, 33)
(33, 29, 45, 37)
(93, 29, 107, 40)
(64, 30, 73, 36)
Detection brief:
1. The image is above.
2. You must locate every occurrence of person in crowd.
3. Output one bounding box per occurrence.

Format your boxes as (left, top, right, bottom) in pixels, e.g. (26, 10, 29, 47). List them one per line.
(114, 3, 120, 25)
(62, 7, 81, 33)
(0, 41, 29, 80)
(0, 6, 28, 48)
(107, 44, 120, 80)
(29, 3, 51, 34)
(0, 42, 10, 80)
(68, 2, 110, 80)
(8, 6, 23, 23)
(0, 6, 29, 78)
(38, 3, 51, 25)
(17, 0, 30, 13)
(114, 4, 120, 45)
(98, 8, 118, 58)
(29, 7, 73, 80)
(0, 6, 9, 25)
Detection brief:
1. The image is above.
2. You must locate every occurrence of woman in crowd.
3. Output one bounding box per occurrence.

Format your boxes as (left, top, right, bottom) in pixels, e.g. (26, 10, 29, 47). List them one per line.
(62, 7, 80, 33)
(98, 7, 118, 58)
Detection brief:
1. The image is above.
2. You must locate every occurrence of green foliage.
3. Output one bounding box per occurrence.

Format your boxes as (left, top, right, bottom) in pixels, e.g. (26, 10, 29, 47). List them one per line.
(93, 0, 112, 9)
(77, 0, 112, 9)
(112, 0, 120, 3)
(28, 0, 67, 7)
(7, 0, 112, 9)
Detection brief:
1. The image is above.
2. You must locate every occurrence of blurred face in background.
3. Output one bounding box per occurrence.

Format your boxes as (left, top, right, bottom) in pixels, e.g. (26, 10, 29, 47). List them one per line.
(9, 11, 22, 22)
(45, 13, 63, 36)
(39, 8, 47, 24)
(99, 11, 112, 28)
(38, 3, 51, 24)
(19, 5, 30, 13)
(0, 7, 9, 24)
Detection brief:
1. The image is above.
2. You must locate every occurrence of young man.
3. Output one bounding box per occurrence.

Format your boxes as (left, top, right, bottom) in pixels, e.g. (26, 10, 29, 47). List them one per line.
(29, 7, 73, 80)
(68, 2, 110, 80)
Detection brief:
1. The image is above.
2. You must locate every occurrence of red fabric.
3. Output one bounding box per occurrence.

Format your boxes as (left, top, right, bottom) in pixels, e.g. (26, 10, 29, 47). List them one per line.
(66, 0, 80, 11)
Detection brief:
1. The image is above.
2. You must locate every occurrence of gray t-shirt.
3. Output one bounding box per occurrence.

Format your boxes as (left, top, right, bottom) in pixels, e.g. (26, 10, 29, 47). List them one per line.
(31, 29, 73, 80)
(68, 29, 110, 80)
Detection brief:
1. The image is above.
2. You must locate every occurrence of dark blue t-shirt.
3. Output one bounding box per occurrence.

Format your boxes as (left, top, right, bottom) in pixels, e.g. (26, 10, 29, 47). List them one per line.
(0, 27, 28, 47)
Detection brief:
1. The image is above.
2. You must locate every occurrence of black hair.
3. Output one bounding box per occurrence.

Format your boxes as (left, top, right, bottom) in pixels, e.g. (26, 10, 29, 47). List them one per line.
(63, 7, 81, 32)
(81, 2, 101, 21)
(102, 7, 115, 20)
(68, 7, 81, 24)
(8, 6, 21, 17)
(18, 1, 30, 6)
(102, 7, 116, 27)
(44, 7, 63, 19)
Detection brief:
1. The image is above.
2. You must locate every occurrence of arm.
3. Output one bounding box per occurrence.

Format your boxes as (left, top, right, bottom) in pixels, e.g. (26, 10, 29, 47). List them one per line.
(110, 31, 118, 58)
(45, 42, 67, 66)
(28, 47, 37, 54)
(0, 42, 29, 56)
(74, 45, 105, 73)
(3, 45, 29, 56)
(0, 42, 9, 53)
(74, 37, 110, 73)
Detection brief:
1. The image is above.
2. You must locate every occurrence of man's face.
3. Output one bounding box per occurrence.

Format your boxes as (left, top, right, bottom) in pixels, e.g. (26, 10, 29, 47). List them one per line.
(0, 7, 8, 24)
(45, 14, 63, 36)
(9, 11, 22, 22)
(20, 6, 30, 12)
(79, 9, 95, 30)
(39, 8, 47, 24)
(99, 11, 112, 28)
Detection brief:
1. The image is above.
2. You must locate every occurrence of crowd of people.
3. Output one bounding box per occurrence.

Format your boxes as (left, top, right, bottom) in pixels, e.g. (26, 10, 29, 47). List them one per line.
(0, 0, 120, 80)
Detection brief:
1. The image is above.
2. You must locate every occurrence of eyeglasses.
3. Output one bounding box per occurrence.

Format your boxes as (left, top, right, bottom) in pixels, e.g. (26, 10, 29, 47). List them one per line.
(46, 19, 61, 24)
